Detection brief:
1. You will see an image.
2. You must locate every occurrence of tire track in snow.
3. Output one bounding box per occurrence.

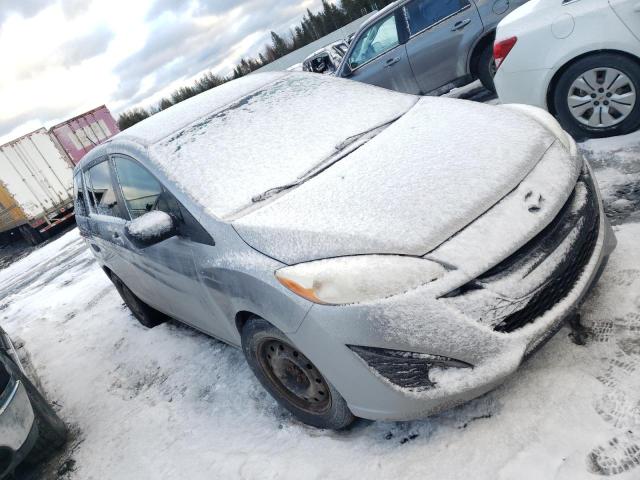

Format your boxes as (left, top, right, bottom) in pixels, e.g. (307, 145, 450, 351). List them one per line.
(587, 287, 640, 475)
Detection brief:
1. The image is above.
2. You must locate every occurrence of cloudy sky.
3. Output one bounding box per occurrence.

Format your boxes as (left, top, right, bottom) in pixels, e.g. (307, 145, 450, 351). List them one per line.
(0, 0, 323, 144)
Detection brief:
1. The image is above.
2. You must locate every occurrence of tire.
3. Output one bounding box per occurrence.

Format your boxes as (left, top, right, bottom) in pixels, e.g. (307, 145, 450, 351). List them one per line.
(553, 53, 640, 139)
(111, 275, 168, 328)
(477, 43, 496, 93)
(241, 317, 355, 430)
(2, 354, 67, 464)
(18, 225, 44, 247)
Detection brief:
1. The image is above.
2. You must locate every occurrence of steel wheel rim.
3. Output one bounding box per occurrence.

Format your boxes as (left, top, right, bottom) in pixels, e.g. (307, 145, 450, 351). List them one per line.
(567, 67, 637, 128)
(257, 339, 331, 414)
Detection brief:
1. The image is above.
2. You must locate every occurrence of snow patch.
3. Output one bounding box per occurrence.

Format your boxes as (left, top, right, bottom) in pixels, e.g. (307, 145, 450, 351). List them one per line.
(126, 211, 174, 240)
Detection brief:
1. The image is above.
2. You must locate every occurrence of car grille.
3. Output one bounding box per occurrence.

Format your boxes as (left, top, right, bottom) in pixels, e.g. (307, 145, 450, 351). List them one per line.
(348, 345, 471, 390)
(491, 173, 600, 333)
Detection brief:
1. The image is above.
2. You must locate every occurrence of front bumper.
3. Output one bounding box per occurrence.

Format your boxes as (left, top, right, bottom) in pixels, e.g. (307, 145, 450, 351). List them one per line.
(289, 171, 615, 421)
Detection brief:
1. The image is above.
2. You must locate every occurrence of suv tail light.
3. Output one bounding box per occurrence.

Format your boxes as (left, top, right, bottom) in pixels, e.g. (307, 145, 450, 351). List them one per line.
(494, 37, 517, 70)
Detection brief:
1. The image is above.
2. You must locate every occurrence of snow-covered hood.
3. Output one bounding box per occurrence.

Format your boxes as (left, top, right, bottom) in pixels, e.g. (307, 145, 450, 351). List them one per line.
(232, 97, 559, 265)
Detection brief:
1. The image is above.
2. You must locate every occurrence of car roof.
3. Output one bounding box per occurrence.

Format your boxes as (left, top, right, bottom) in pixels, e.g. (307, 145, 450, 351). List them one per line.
(75, 73, 288, 174)
(115, 72, 288, 147)
(357, 1, 403, 32)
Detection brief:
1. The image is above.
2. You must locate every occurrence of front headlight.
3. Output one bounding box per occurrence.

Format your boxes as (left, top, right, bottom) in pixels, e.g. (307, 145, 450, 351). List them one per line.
(275, 255, 447, 305)
(500, 103, 577, 155)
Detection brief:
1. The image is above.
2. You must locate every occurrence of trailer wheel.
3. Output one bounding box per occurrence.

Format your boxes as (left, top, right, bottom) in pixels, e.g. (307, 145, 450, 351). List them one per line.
(18, 225, 44, 246)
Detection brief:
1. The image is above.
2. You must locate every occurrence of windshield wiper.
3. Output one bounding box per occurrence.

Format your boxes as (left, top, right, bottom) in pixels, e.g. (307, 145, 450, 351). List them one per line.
(251, 118, 399, 203)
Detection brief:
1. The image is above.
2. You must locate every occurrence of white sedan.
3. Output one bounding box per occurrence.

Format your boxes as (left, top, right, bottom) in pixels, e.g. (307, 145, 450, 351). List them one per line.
(493, 0, 640, 139)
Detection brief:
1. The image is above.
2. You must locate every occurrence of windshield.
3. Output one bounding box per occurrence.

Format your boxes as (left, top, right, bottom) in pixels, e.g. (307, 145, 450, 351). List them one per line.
(149, 73, 418, 219)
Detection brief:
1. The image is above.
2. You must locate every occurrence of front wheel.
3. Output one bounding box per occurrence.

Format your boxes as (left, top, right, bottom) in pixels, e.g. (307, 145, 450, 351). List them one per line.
(241, 317, 355, 430)
(111, 275, 168, 328)
(553, 53, 640, 139)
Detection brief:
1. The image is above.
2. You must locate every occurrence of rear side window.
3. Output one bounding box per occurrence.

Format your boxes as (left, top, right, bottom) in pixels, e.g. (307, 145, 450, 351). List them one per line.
(73, 173, 88, 217)
(348, 14, 400, 68)
(85, 160, 122, 217)
(404, 0, 470, 34)
(112, 156, 164, 219)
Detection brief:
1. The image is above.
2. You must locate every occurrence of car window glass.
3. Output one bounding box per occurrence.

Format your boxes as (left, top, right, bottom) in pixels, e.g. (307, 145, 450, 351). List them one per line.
(113, 156, 164, 219)
(405, 0, 470, 34)
(113, 156, 213, 245)
(348, 14, 399, 68)
(83, 171, 95, 211)
(73, 173, 88, 217)
(85, 160, 121, 217)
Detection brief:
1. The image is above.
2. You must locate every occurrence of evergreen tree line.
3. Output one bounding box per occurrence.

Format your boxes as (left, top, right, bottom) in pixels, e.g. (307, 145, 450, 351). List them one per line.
(118, 0, 394, 130)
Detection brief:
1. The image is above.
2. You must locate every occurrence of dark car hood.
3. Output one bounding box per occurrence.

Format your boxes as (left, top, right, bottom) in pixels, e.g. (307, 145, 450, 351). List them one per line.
(232, 97, 557, 265)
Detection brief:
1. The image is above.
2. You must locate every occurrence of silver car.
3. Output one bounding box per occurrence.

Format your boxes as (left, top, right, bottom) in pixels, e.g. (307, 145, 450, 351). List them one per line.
(74, 72, 615, 429)
(0, 328, 67, 477)
(336, 0, 529, 94)
(302, 41, 349, 75)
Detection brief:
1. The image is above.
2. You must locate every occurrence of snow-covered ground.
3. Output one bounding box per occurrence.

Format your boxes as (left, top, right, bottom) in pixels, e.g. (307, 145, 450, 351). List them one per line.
(2, 130, 640, 480)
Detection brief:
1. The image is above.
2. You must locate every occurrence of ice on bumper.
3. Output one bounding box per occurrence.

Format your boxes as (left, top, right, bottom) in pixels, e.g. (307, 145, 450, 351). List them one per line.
(444, 169, 601, 332)
(296, 153, 613, 419)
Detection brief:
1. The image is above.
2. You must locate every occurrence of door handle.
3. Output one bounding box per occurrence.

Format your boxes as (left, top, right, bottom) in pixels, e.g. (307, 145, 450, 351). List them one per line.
(451, 19, 471, 31)
(385, 57, 401, 68)
(112, 232, 120, 240)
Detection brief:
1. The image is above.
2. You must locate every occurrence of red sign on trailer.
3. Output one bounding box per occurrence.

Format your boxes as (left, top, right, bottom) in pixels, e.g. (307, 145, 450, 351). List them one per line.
(49, 105, 120, 165)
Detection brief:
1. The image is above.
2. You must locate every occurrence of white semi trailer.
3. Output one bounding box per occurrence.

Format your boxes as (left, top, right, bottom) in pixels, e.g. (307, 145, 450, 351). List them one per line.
(0, 128, 75, 245)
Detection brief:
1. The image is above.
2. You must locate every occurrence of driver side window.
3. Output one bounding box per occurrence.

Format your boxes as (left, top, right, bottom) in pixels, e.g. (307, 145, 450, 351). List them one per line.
(348, 14, 400, 69)
(113, 156, 167, 220)
(112, 155, 214, 245)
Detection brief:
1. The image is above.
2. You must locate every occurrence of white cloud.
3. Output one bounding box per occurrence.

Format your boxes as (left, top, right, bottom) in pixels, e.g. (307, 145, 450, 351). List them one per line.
(0, 0, 324, 144)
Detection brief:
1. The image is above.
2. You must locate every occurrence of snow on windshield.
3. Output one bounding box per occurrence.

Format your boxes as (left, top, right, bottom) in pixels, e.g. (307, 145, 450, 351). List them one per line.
(148, 73, 417, 219)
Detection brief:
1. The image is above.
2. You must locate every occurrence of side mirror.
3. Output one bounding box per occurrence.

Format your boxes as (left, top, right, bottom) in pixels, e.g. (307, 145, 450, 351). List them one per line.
(125, 211, 177, 246)
(341, 62, 353, 77)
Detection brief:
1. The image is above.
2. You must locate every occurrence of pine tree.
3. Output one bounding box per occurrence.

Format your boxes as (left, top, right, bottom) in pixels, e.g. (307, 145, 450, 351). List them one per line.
(194, 72, 224, 93)
(117, 108, 150, 130)
(158, 98, 173, 111)
(116, 1, 380, 130)
(270, 31, 290, 58)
